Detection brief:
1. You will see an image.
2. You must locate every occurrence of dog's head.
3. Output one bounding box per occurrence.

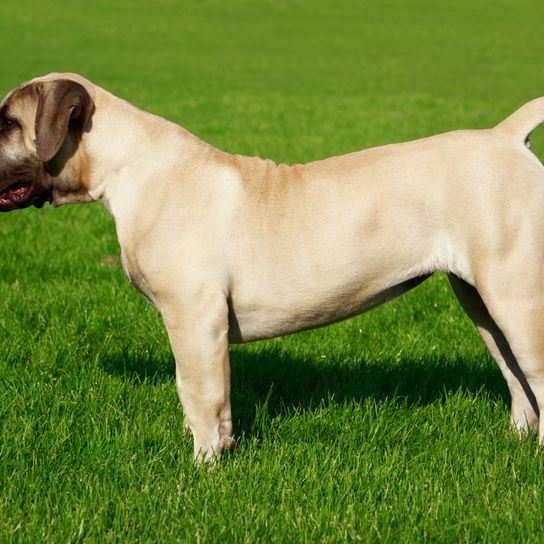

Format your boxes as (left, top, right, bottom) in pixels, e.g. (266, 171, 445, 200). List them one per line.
(0, 76, 94, 211)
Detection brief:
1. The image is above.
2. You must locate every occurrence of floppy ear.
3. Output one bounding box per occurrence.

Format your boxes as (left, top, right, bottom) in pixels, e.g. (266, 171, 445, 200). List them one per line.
(35, 79, 93, 162)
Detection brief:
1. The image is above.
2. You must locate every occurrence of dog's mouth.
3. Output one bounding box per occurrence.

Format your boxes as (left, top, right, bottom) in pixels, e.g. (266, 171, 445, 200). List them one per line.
(0, 180, 32, 203)
(0, 180, 52, 211)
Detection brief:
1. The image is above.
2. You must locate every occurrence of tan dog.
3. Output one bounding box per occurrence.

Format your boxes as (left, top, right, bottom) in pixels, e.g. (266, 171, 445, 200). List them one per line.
(1, 73, 544, 462)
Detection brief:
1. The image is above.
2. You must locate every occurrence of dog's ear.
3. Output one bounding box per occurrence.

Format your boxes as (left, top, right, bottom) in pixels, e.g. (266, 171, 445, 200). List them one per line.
(35, 79, 93, 162)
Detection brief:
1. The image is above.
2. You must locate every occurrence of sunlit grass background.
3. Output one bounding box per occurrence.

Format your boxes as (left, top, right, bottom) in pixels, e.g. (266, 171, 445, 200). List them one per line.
(1, 0, 544, 541)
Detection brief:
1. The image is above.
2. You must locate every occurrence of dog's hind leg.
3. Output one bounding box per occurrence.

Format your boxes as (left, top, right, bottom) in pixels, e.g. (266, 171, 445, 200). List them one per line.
(161, 291, 235, 465)
(478, 289, 544, 442)
(448, 275, 539, 433)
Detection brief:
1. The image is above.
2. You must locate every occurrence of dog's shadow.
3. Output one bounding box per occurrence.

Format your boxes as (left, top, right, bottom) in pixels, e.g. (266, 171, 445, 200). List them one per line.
(100, 342, 509, 438)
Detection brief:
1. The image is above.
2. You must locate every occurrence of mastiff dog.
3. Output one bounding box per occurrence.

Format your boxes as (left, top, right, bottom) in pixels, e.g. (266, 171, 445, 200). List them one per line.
(1, 73, 544, 462)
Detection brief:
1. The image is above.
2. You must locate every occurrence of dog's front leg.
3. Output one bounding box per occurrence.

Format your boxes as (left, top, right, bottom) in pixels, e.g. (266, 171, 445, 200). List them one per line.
(161, 292, 234, 464)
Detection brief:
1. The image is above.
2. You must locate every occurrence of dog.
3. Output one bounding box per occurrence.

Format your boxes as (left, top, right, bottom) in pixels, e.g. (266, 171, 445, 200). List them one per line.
(1, 73, 544, 463)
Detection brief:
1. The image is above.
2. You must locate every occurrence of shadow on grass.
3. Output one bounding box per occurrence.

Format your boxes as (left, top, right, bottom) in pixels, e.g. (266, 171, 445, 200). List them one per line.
(99, 343, 509, 437)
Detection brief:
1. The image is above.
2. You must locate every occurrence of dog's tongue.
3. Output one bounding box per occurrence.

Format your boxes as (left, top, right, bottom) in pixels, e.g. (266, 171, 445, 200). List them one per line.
(0, 181, 32, 204)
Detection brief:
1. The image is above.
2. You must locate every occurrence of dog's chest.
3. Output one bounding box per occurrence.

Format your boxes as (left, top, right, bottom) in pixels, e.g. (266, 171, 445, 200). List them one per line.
(104, 193, 161, 307)
(119, 248, 158, 307)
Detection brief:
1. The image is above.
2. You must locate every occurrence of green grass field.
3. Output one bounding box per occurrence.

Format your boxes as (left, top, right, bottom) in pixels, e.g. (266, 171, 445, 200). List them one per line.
(2, 0, 544, 541)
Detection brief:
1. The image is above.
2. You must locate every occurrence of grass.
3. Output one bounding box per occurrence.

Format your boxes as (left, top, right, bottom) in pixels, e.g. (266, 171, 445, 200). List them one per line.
(1, 0, 544, 541)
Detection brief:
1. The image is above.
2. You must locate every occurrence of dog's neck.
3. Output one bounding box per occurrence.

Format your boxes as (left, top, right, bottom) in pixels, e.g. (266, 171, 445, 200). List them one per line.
(58, 85, 208, 217)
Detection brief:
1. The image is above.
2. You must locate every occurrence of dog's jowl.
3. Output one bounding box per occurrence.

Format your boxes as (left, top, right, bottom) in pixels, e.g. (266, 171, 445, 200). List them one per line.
(1, 73, 544, 462)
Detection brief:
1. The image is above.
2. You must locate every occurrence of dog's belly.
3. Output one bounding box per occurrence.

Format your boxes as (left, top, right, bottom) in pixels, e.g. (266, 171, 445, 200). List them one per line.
(227, 274, 429, 343)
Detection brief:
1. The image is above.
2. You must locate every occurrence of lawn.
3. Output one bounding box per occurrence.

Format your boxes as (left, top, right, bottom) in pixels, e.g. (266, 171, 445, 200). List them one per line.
(1, 0, 544, 542)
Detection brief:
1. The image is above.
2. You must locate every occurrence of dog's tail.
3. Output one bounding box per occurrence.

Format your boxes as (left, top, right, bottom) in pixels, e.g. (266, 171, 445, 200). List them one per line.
(495, 97, 544, 146)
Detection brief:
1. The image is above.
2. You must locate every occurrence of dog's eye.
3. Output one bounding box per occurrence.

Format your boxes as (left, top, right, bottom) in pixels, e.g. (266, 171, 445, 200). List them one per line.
(0, 116, 17, 131)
